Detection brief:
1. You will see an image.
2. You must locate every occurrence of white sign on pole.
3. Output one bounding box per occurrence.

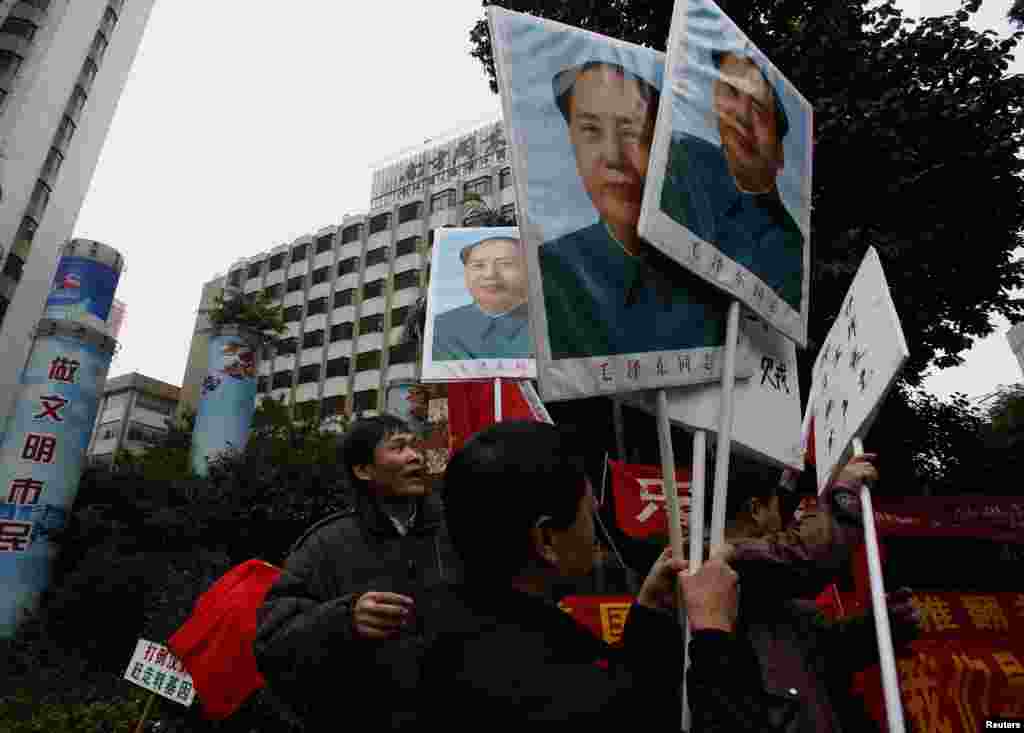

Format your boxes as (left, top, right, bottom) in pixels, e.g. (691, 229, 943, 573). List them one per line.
(810, 246, 909, 492)
(123, 638, 196, 707)
(622, 315, 803, 470)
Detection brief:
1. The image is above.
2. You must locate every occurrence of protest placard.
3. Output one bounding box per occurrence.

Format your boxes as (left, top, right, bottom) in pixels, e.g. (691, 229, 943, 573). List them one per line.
(810, 246, 909, 492)
(638, 0, 812, 346)
(123, 638, 196, 706)
(421, 227, 535, 382)
(487, 6, 754, 402)
(623, 315, 802, 469)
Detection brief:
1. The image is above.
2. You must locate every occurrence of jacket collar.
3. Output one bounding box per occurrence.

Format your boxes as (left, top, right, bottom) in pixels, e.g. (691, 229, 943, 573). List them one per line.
(356, 489, 444, 538)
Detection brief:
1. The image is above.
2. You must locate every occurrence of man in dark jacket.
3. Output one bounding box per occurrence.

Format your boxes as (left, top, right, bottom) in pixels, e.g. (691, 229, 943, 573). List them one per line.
(253, 415, 460, 730)
(417, 420, 787, 730)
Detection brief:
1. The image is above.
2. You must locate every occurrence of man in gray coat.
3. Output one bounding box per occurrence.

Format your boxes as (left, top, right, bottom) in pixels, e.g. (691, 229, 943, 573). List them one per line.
(254, 415, 460, 730)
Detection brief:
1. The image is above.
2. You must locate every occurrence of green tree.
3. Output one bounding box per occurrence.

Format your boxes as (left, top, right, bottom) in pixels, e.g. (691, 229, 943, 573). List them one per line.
(469, 0, 1024, 492)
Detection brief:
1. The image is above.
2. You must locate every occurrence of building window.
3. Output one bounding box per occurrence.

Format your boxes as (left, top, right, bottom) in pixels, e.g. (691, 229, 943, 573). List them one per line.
(464, 177, 492, 197)
(134, 393, 174, 416)
(389, 342, 417, 365)
(369, 213, 391, 235)
(322, 395, 346, 417)
(311, 266, 329, 285)
(431, 190, 455, 213)
(393, 269, 419, 291)
(100, 6, 118, 37)
(292, 244, 307, 262)
(338, 257, 359, 276)
(316, 234, 334, 254)
(276, 337, 298, 355)
(306, 296, 327, 316)
(24, 0, 52, 11)
(298, 364, 321, 384)
(353, 389, 378, 413)
(26, 181, 51, 221)
(126, 422, 165, 445)
(359, 313, 384, 334)
(269, 253, 285, 271)
(2, 253, 25, 282)
(355, 351, 382, 372)
(303, 330, 325, 349)
(365, 247, 388, 268)
(499, 168, 513, 190)
(264, 283, 282, 300)
(228, 270, 242, 287)
(272, 371, 293, 390)
(390, 305, 410, 330)
(330, 322, 354, 342)
(257, 376, 269, 393)
(247, 262, 262, 280)
(15, 216, 38, 247)
(0, 294, 8, 324)
(90, 31, 109, 65)
(341, 224, 362, 244)
(96, 420, 121, 441)
(398, 201, 423, 224)
(283, 305, 302, 323)
(362, 279, 385, 300)
(326, 357, 350, 379)
(395, 237, 418, 257)
(500, 204, 517, 224)
(286, 275, 305, 293)
(334, 289, 355, 309)
(1, 17, 39, 42)
(66, 85, 87, 120)
(79, 57, 98, 90)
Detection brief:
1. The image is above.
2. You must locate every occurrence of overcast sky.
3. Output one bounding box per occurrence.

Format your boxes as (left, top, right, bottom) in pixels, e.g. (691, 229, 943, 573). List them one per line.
(73, 0, 1022, 402)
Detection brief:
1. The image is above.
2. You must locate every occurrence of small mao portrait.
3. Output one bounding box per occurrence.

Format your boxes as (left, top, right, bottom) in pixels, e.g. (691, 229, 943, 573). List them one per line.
(659, 26, 809, 312)
(431, 230, 531, 362)
(539, 60, 729, 360)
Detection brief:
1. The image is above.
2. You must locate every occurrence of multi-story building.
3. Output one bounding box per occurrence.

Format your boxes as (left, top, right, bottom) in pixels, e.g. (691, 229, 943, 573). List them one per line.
(0, 0, 156, 428)
(185, 118, 516, 419)
(86, 371, 180, 466)
(1008, 322, 1024, 378)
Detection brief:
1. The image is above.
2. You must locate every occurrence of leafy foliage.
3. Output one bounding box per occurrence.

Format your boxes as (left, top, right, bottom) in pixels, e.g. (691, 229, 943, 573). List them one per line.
(207, 290, 286, 338)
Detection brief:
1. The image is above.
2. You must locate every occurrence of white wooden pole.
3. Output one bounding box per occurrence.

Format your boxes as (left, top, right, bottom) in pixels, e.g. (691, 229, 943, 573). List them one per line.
(681, 428, 707, 732)
(852, 436, 906, 733)
(493, 378, 502, 422)
(656, 389, 684, 558)
(709, 300, 741, 550)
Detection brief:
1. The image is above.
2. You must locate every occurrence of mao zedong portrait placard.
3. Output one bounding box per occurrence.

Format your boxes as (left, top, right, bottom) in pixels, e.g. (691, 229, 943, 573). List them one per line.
(539, 61, 728, 361)
(432, 236, 530, 361)
(661, 48, 804, 310)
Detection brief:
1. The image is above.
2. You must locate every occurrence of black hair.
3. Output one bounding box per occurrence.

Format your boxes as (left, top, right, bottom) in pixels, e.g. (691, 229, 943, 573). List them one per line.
(442, 420, 588, 579)
(711, 50, 790, 143)
(341, 414, 412, 494)
(458, 236, 521, 265)
(554, 61, 661, 128)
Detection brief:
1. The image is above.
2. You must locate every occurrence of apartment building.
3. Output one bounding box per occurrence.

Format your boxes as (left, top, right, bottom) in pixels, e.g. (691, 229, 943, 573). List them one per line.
(86, 371, 180, 466)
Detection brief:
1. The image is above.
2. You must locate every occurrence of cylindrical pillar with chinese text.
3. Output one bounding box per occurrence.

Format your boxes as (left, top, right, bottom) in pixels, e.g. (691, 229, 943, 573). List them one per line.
(190, 326, 262, 477)
(0, 319, 117, 638)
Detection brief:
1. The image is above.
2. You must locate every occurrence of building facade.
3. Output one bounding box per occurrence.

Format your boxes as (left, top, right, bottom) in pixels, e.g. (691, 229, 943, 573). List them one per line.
(186, 118, 517, 420)
(86, 371, 180, 466)
(1008, 322, 1024, 378)
(0, 0, 156, 428)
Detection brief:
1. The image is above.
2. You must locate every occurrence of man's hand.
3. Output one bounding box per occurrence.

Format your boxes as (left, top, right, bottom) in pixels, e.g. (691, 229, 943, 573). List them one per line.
(678, 557, 739, 633)
(352, 592, 415, 640)
(834, 452, 879, 487)
(636, 546, 688, 612)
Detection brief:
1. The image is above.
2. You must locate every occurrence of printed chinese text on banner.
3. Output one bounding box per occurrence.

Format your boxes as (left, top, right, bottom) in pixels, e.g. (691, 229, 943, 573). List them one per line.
(422, 227, 535, 381)
(809, 246, 908, 492)
(124, 638, 197, 707)
(610, 460, 691, 539)
(638, 0, 812, 346)
(488, 7, 755, 402)
(622, 315, 803, 469)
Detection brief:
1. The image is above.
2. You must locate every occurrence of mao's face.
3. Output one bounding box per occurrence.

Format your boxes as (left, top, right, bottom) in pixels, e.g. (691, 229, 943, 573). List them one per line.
(713, 54, 784, 192)
(463, 238, 527, 315)
(566, 67, 654, 237)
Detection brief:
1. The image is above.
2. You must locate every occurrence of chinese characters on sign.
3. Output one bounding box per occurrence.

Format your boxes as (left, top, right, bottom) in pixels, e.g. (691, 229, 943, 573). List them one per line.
(123, 638, 195, 706)
(20, 433, 57, 464)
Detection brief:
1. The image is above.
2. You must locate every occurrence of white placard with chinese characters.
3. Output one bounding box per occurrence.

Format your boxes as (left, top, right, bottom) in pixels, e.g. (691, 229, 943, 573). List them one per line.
(810, 246, 908, 492)
(123, 638, 195, 707)
(622, 315, 803, 469)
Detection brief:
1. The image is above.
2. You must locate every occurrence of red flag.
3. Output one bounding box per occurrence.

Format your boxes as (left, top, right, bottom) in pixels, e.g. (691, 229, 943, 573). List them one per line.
(609, 460, 691, 539)
(167, 560, 282, 719)
(447, 379, 547, 454)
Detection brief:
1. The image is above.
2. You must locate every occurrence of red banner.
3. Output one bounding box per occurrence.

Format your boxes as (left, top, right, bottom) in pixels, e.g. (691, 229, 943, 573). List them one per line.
(609, 460, 691, 539)
(558, 594, 634, 647)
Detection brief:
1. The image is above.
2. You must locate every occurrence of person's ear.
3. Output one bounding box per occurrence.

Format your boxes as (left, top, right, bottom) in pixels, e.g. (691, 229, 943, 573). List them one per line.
(353, 464, 374, 482)
(529, 517, 559, 568)
(748, 496, 763, 521)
